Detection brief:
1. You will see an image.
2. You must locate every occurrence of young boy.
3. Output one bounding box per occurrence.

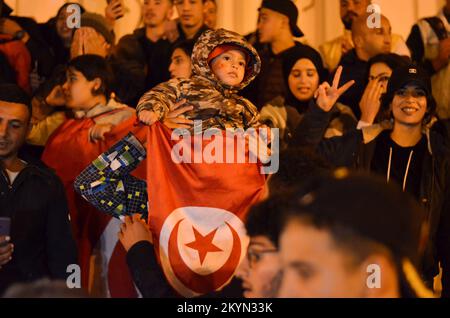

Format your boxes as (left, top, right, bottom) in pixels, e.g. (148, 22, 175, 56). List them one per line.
(136, 28, 262, 131)
(42, 54, 143, 297)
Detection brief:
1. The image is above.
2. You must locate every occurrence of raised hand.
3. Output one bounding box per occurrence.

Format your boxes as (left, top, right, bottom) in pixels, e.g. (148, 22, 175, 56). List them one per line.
(162, 99, 194, 129)
(359, 78, 383, 124)
(82, 27, 110, 58)
(314, 66, 355, 112)
(105, 0, 125, 26)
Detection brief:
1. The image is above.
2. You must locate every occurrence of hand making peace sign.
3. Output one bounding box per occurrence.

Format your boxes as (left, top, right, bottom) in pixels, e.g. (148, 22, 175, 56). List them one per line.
(314, 66, 355, 112)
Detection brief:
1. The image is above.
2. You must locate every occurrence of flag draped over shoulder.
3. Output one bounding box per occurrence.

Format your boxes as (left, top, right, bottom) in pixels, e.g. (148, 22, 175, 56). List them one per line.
(146, 123, 267, 297)
(42, 115, 147, 297)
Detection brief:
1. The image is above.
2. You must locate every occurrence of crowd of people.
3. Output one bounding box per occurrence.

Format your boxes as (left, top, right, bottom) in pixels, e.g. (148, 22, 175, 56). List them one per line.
(1, 0, 450, 299)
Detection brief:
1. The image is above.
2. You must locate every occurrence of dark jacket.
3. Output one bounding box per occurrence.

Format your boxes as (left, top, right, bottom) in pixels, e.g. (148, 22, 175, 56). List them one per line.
(177, 23, 209, 43)
(127, 241, 244, 298)
(334, 49, 368, 119)
(292, 101, 450, 296)
(115, 27, 172, 91)
(0, 161, 78, 294)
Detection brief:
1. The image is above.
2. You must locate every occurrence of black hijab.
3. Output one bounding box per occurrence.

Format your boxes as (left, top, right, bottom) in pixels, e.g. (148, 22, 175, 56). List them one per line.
(282, 46, 328, 112)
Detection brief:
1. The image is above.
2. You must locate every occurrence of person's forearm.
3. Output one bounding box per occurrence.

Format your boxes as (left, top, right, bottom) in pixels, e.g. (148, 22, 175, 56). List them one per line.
(126, 241, 177, 298)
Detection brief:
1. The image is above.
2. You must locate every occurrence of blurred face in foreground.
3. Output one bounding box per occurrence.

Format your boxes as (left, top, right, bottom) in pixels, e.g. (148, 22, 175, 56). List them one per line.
(278, 219, 400, 298)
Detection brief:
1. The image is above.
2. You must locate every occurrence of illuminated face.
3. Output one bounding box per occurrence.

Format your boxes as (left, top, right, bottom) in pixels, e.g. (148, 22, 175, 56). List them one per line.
(391, 84, 427, 126)
(0, 102, 29, 160)
(288, 59, 320, 102)
(257, 8, 285, 44)
(142, 0, 173, 27)
(210, 49, 247, 87)
(169, 48, 192, 79)
(203, 0, 217, 29)
(361, 17, 392, 59)
(340, 0, 370, 30)
(63, 68, 101, 110)
(368, 62, 393, 94)
(236, 236, 281, 298)
(278, 220, 369, 298)
(175, 0, 204, 29)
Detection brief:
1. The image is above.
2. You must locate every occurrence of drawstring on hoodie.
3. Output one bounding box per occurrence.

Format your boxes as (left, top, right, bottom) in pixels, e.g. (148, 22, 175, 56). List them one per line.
(386, 147, 414, 192)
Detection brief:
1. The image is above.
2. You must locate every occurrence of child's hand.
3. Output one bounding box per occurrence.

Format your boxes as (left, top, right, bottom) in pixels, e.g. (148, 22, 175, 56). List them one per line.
(138, 110, 159, 126)
(118, 214, 153, 252)
(89, 123, 114, 143)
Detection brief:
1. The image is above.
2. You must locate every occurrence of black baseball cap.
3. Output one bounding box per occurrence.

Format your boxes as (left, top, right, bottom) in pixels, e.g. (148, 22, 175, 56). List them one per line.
(259, 0, 304, 38)
(0, 0, 13, 17)
(386, 64, 432, 97)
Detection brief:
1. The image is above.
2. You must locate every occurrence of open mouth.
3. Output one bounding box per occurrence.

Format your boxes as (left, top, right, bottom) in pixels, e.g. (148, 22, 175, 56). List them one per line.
(401, 106, 420, 115)
(0, 141, 10, 149)
(297, 87, 311, 93)
(228, 72, 238, 78)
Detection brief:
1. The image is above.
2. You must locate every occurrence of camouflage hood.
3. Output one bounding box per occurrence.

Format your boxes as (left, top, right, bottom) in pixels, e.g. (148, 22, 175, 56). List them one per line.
(191, 28, 261, 92)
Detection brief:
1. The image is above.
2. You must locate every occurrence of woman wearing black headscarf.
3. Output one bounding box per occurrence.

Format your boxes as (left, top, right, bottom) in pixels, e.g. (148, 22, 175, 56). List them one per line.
(260, 45, 357, 149)
(39, 3, 86, 67)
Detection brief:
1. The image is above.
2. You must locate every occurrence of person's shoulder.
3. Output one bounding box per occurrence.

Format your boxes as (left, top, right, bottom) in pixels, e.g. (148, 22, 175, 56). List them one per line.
(24, 161, 63, 188)
(263, 95, 287, 109)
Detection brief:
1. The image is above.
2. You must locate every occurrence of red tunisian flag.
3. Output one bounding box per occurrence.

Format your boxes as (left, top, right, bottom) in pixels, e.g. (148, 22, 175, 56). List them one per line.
(42, 114, 147, 297)
(146, 123, 267, 297)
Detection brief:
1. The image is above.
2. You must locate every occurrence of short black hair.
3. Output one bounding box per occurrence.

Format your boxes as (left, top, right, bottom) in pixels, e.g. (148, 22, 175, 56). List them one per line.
(68, 54, 115, 99)
(245, 190, 295, 248)
(0, 84, 32, 118)
(171, 39, 195, 58)
(367, 53, 411, 73)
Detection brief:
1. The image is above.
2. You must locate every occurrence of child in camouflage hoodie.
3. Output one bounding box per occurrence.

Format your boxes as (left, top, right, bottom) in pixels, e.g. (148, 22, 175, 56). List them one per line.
(75, 29, 265, 220)
(137, 28, 262, 131)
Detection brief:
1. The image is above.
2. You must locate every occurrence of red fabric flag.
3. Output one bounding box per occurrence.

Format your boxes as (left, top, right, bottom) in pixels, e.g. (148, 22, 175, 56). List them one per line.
(42, 115, 147, 297)
(146, 123, 267, 297)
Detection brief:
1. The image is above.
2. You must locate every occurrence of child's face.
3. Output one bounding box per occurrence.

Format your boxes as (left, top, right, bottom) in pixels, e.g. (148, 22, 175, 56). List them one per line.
(63, 68, 100, 110)
(210, 49, 247, 87)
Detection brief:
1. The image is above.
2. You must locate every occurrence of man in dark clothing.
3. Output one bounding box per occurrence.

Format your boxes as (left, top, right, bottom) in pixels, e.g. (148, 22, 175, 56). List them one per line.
(174, 0, 209, 42)
(406, 0, 450, 119)
(115, 0, 175, 92)
(335, 13, 392, 118)
(0, 84, 77, 295)
(293, 64, 450, 297)
(243, 0, 319, 109)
